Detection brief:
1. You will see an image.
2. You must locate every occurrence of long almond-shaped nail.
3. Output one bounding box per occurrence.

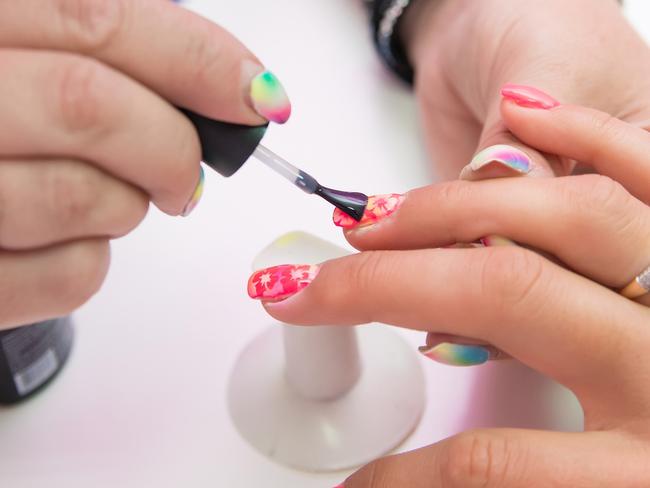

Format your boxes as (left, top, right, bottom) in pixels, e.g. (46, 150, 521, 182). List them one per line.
(250, 71, 291, 124)
(181, 166, 205, 216)
(460, 144, 532, 180)
(501, 84, 560, 109)
(333, 193, 404, 229)
(248, 264, 319, 301)
(419, 343, 491, 367)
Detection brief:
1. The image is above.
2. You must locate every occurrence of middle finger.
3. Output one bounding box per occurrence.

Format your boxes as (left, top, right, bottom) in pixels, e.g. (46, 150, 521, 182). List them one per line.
(338, 175, 650, 290)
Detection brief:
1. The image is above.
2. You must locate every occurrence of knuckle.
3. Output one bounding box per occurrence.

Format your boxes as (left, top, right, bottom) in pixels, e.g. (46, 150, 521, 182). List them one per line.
(47, 161, 98, 227)
(558, 175, 634, 229)
(589, 112, 628, 161)
(56, 57, 110, 133)
(442, 431, 519, 488)
(108, 188, 149, 237)
(182, 22, 230, 84)
(54, 239, 110, 313)
(347, 251, 388, 297)
(478, 247, 546, 314)
(55, 0, 125, 52)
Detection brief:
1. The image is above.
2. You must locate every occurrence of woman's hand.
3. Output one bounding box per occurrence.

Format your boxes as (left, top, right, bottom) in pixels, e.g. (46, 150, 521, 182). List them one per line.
(400, 0, 650, 180)
(0, 1, 290, 328)
(247, 94, 650, 486)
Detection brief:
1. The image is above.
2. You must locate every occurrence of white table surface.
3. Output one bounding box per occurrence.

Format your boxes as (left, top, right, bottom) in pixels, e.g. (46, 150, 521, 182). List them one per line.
(1, 1, 649, 487)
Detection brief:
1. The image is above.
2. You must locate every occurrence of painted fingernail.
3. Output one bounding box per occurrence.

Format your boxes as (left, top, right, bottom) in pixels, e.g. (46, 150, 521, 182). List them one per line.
(481, 235, 516, 247)
(419, 343, 490, 367)
(248, 264, 319, 301)
(250, 70, 291, 124)
(501, 84, 560, 110)
(333, 193, 404, 229)
(181, 166, 205, 216)
(461, 145, 532, 179)
(333, 484, 345, 488)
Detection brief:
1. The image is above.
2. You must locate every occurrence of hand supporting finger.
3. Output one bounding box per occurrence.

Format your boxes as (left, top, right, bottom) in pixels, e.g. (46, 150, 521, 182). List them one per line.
(501, 84, 650, 204)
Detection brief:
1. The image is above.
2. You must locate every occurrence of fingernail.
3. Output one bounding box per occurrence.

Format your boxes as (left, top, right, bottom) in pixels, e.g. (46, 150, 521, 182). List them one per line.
(248, 264, 319, 301)
(181, 166, 205, 216)
(249, 70, 292, 124)
(501, 84, 560, 110)
(481, 235, 517, 247)
(333, 484, 345, 488)
(460, 145, 532, 179)
(333, 193, 404, 229)
(419, 343, 490, 367)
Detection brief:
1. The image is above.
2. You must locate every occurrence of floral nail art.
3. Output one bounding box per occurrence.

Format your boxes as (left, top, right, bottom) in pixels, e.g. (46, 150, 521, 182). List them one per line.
(333, 193, 404, 229)
(248, 264, 319, 300)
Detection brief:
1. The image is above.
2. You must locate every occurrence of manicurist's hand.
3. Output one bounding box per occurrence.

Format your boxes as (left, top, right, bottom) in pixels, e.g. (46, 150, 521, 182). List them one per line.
(0, 0, 290, 329)
(247, 94, 650, 486)
(400, 0, 650, 180)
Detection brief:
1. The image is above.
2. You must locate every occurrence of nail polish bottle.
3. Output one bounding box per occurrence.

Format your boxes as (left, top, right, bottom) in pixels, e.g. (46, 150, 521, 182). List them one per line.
(0, 317, 74, 404)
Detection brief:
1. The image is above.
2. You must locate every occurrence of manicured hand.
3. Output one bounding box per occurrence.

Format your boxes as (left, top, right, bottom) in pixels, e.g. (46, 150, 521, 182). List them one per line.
(248, 93, 650, 486)
(400, 0, 650, 180)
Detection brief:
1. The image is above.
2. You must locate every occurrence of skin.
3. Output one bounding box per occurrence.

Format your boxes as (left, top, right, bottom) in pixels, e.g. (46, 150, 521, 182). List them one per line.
(255, 0, 650, 484)
(0, 0, 267, 329)
(261, 101, 650, 486)
(401, 0, 650, 179)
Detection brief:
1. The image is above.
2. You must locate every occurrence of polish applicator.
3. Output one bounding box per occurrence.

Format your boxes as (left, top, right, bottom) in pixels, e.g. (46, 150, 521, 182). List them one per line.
(182, 110, 368, 221)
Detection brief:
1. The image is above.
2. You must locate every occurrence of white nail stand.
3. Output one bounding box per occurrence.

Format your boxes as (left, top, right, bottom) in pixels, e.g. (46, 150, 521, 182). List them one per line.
(227, 232, 426, 471)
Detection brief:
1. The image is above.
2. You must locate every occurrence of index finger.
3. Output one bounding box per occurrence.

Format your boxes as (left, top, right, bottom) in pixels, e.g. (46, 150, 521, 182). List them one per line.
(0, 0, 290, 124)
(501, 85, 650, 203)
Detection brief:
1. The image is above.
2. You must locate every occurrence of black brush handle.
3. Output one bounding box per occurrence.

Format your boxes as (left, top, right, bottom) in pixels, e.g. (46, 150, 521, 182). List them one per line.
(181, 109, 268, 177)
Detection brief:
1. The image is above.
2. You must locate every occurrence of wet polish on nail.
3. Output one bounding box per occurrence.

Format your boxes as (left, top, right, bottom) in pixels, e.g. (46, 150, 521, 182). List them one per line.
(250, 71, 292, 124)
(419, 343, 490, 367)
(248, 264, 319, 300)
(333, 193, 404, 229)
(501, 84, 560, 110)
(181, 166, 205, 216)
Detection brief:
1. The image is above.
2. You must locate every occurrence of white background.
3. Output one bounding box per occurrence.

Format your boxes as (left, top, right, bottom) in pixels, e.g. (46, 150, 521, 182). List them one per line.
(1, 1, 649, 487)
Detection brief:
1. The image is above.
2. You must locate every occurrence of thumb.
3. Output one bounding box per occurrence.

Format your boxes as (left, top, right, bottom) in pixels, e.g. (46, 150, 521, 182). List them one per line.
(340, 429, 645, 488)
(459, 105, 569, 181)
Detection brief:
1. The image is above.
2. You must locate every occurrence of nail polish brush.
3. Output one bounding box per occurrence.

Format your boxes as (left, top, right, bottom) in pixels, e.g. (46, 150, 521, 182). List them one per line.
(182, 109, 368, 221)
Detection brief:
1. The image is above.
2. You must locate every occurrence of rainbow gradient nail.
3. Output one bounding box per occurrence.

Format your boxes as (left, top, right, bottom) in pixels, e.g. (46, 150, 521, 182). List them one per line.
(419, 343, 490, 367)
(333, 193, 404, 229)
(468, 145, 531, 174)
(181, 166, 205, 216)
(250, 71, 291, 124)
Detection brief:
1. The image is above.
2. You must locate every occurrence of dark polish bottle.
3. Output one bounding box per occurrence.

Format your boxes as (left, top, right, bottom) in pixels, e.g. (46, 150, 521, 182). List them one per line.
(0, 317, 74, 404)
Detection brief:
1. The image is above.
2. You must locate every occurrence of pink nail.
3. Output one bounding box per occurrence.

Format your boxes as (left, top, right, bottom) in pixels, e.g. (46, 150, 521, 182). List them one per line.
(333, 193, 404, 229)
(501, 84, 560, 109)
(247, 264, 319, 301)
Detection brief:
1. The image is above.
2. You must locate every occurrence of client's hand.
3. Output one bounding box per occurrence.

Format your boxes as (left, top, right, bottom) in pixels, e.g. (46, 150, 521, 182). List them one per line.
(248, 94, 650, 486)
